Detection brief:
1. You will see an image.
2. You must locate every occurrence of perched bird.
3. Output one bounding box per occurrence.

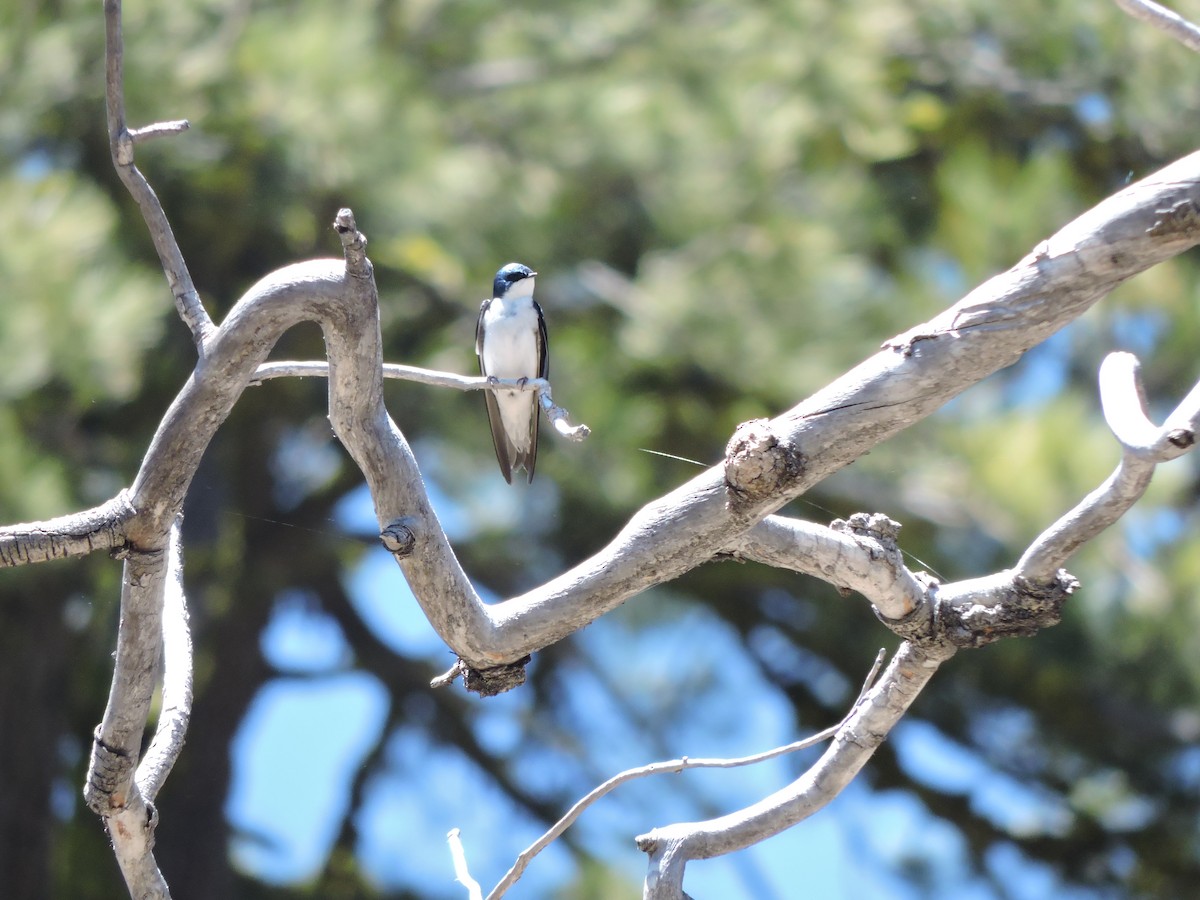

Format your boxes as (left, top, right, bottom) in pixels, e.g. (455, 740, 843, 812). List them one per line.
(476, 262, 548, 483)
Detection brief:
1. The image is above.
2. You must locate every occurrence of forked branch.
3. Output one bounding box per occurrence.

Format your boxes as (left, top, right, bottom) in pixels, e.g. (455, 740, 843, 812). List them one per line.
(637, 642, 950, 898)
(103, 0, 211, 348)
(464, 651, 887, 898)
(1017, 351, 1200, 581)
(633, 349, 1200, 897)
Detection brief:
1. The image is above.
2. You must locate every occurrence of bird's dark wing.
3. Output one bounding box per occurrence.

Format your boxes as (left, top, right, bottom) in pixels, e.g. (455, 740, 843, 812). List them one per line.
(484, 391, 514, 484)
(536, 300, 549, 381)
(476, 298, 514, 483)
(474, 298, 491, 360)
(521, 301, 549, 483)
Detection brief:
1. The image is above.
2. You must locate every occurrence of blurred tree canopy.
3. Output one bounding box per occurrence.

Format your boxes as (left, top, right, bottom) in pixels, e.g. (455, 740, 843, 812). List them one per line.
(3, 0, 1200, 896)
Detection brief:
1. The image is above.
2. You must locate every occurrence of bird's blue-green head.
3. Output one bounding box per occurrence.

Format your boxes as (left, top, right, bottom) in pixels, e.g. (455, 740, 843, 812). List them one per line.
(493, 262, 537, 298)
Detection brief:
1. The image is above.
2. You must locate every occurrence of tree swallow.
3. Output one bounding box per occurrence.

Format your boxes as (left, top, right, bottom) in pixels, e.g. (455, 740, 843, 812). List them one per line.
(476, 262, 547, 483)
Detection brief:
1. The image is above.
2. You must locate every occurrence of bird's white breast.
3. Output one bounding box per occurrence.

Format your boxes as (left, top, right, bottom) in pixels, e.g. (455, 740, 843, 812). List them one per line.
(481, 295, 540, 378)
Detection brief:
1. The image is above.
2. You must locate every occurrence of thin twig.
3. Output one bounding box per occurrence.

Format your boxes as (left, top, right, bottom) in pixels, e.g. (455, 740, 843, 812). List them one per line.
(484, 650, 887, 899)
(638, 643, 948, 899)
(253, 359, 480, 389)
(104, 0, 212, 349)
(252, 360, 590, 441)
(130, 120, 191, 144)
(448, 829, 484, 900)
(1112, 0, 1200, 53)
(430, 659, 466, 689)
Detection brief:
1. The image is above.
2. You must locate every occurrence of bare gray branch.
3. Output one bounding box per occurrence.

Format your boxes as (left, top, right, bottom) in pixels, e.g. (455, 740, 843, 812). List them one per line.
(485, 650, 886, 898)
(12, 5, 1200, 899)
(1113, 0, 1200, 52)
(1016, 351, 1199, 581)
(727, 513, 927, 620)
(251, 363, 590, 441)
(84, 542, 171, 898)
(136, 521, 192, 803)
(637, 642, 952, 897)
(449, 150, 1200, 668)
(0, 492, 135, 567)
(104, 0, 212, 348)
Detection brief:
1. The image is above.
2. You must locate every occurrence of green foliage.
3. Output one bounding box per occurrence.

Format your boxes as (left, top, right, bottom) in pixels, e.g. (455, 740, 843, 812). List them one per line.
(5, 0, 1200, 896)
(0, 172, 165, 404)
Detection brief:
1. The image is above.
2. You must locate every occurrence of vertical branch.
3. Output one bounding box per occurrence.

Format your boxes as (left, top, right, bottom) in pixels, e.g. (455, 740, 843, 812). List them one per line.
(84, 540, 172, 899)
(136, 521, 193, 802)
(103, 0, 213, 349)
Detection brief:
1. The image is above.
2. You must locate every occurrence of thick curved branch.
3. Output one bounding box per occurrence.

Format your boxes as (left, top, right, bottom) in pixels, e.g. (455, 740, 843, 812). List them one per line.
(1016, 351, 1200, 581)
(446, 151, 1200, 667)
(12, 153, 1200, 678)
(124, 258, 357, 543)
(410, 152, 1200, 669)
(628, 349, 1200, 897)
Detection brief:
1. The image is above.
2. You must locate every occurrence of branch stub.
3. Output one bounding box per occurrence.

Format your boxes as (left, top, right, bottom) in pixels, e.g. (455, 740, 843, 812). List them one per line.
(380, 518, 418, 557)
(943, 570, 1079, 648)
(462, 656, 532, 697)
(1167, 428, 1194, 449)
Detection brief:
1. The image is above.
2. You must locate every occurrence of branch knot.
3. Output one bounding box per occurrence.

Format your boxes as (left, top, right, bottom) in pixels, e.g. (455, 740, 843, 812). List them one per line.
(112, 129, 135, 167)
(874, 575, 941, 644)
(380, 518, 417, 557)
(724, 419, 804, 507)
(831, 512, 901, 546)
(333, 208, 372, 279)
(1167, 427, 1194, 449)
(85, 728, 134, 815)
(432, 656, 533, 697)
